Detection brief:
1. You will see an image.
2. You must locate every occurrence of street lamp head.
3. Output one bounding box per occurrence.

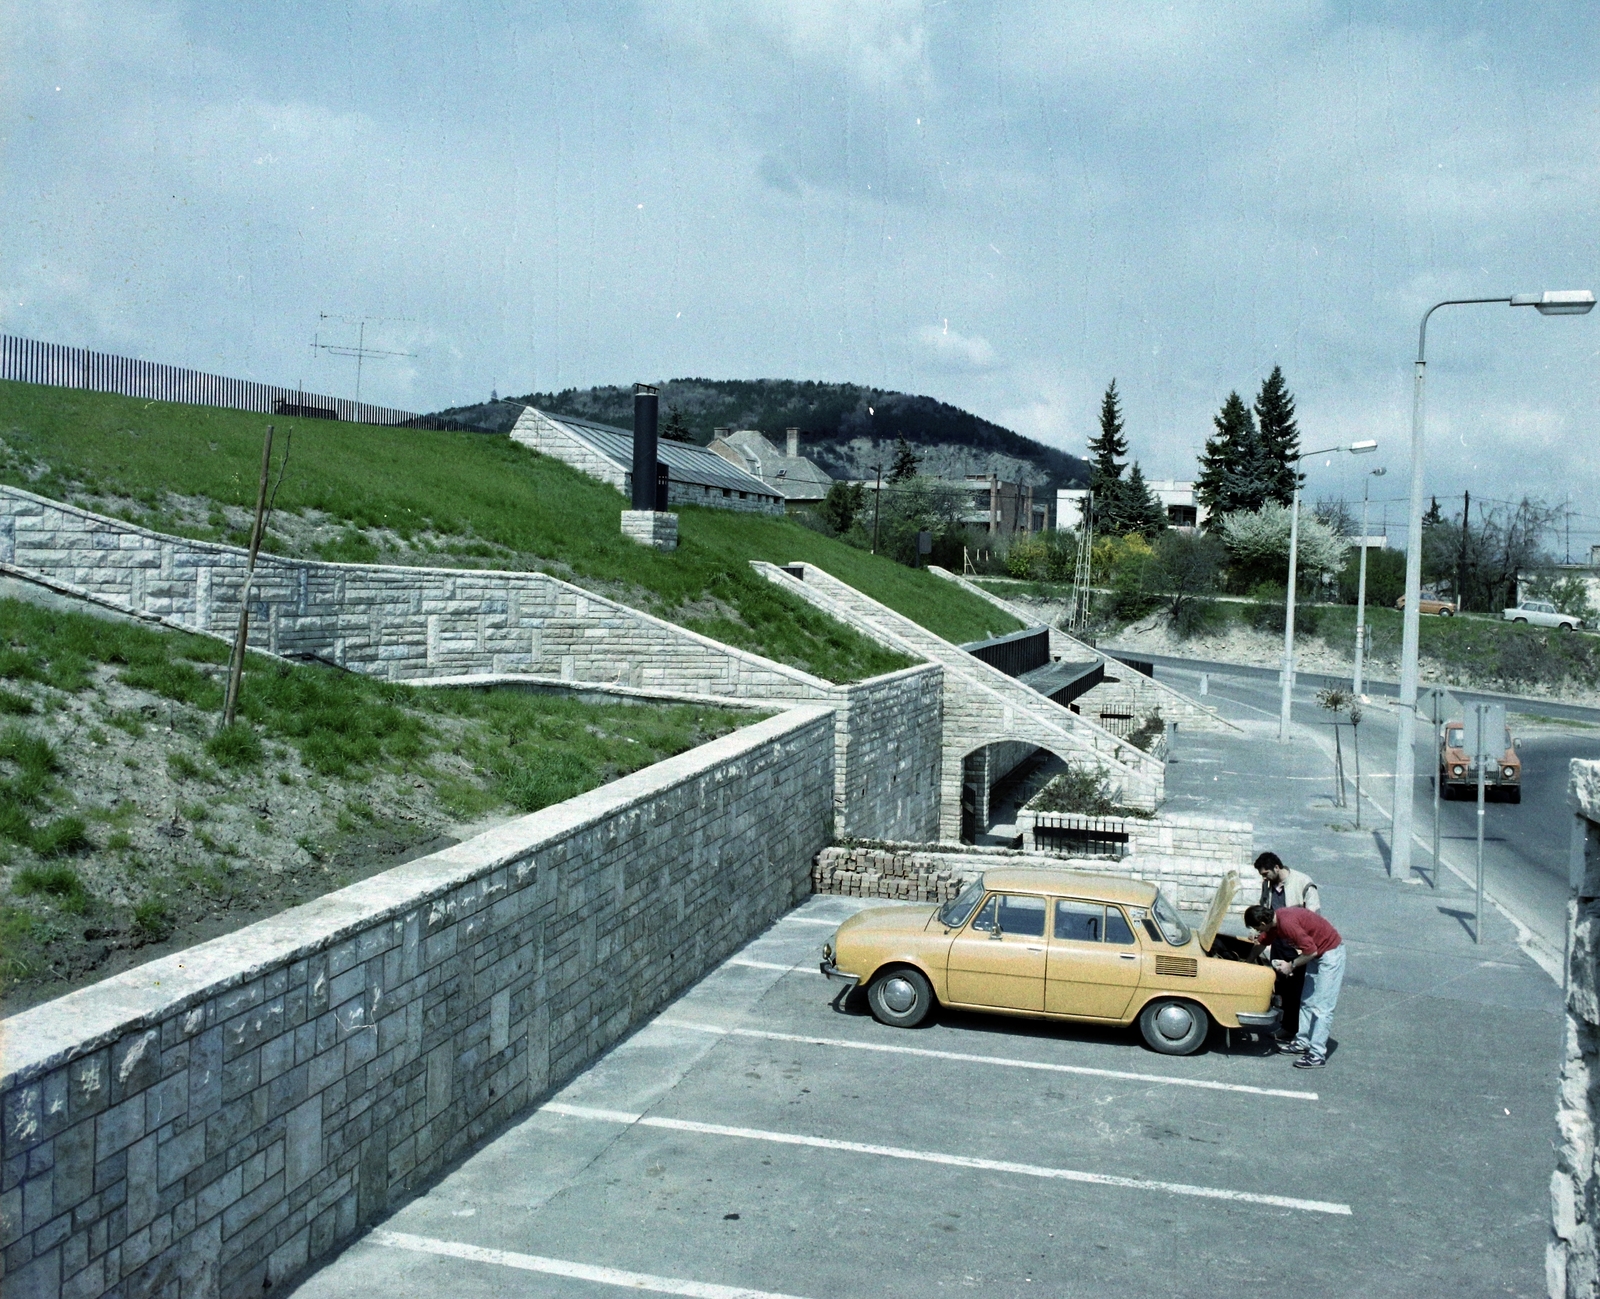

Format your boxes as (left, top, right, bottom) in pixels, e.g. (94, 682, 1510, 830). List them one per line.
(1510, 290, 1596, 316)
(1371, 466, 1387, 477)
(1348, 440, 1378, 454)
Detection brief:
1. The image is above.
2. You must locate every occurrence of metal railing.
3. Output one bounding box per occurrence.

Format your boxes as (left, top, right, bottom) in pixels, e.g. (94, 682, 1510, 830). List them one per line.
(1030, 813, 1131, 858)
(0, 335, 449, 428)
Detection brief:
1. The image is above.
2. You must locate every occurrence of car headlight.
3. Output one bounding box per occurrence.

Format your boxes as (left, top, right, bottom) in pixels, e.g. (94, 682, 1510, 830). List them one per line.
(1452, 765, 1464, 777)
(1503, 766, 1516, 779)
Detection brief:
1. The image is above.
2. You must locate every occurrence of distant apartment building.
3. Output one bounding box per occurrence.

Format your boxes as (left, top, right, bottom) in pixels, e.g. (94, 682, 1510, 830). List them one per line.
(707, 427, 834, 507)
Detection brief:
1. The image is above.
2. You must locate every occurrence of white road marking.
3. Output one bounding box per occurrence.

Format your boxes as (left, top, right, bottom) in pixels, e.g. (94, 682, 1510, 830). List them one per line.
(723, 958, 818, 974)
(655, 1019, 1318, 1101)
(541, 1102, 1351, 1216)
(370, 1230, 813, 1299)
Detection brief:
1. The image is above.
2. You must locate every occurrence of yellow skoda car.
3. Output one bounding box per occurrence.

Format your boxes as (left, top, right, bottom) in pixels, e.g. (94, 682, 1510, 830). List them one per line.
(820, 868, 1277, 1055)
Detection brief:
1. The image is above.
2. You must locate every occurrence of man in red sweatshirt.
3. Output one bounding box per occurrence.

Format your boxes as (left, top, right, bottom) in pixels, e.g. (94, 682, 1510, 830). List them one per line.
(1243, 903, 1345, 1069)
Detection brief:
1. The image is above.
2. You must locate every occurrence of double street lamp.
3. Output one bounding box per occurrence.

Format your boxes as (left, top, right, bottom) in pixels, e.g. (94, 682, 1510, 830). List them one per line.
(1388, 289, 1595, 880)
(1278, 439, 1379, 742)
(1352, 465, 1387, 700)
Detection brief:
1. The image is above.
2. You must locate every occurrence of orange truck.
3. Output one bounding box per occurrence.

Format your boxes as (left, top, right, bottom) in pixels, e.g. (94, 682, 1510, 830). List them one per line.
(1439, 717, 1521, 803)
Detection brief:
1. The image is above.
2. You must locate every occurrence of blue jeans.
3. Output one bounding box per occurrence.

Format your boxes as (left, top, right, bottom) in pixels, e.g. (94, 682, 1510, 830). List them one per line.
(1296, 944, 1346, 1058)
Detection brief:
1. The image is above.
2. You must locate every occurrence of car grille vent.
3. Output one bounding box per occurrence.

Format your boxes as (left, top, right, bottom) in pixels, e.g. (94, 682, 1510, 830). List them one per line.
(1155, 955, 1198, 978)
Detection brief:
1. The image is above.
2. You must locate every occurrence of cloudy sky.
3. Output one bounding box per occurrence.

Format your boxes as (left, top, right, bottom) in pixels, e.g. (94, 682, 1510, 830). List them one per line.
(4, 2, 1597, 538)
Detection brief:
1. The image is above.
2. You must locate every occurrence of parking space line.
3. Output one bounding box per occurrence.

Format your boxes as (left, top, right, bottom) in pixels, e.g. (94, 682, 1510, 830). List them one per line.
(655, 1019, 1318, 1101)
(723, 958, 818, 974)
(542, 1102, 1352, 1216)
(370, 1230, 813, 1298)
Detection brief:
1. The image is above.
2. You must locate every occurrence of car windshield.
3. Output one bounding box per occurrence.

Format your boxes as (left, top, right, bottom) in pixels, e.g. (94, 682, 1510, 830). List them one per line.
(938, 876, 986, 929)
(1150, 889, 1191, 946)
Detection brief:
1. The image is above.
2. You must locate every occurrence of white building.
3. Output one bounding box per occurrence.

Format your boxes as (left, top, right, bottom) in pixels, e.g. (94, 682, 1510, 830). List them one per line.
(1055, 480, 1207, 531)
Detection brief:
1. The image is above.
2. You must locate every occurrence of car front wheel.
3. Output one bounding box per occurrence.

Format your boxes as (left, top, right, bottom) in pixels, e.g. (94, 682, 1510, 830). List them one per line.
(1439, 608, 1453, 617)
(1138, 999, 1210, 1056)
(867, 967, 934, 1028)
(1559, 622, 1574, 632)
(1515, 617, 1528, 624)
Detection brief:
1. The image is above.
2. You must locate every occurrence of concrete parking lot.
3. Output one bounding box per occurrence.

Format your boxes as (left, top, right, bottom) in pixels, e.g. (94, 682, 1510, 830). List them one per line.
(291, 683, 1560, 1299)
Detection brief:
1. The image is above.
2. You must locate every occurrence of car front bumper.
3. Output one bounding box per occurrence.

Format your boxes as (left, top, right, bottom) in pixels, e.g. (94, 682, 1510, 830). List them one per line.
(819, 959, 860, 988)
(1235, 1007, 1282, 1031)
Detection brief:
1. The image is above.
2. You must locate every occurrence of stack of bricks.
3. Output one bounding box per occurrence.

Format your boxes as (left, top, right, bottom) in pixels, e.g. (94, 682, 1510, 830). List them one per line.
(0, 707, 835, 1299)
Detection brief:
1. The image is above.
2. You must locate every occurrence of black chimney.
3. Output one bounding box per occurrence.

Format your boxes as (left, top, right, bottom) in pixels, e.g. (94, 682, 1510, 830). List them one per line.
(632, 384, 659, 510)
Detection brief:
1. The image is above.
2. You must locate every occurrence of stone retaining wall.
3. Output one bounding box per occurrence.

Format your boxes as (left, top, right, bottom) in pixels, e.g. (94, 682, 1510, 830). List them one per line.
(1550, 759, 1600, 1297)
(1014, 809, 1253, 870)
(0, 706, 836, 1299)
(0, 486, 942, 843)
(813, 839, 1245, 914)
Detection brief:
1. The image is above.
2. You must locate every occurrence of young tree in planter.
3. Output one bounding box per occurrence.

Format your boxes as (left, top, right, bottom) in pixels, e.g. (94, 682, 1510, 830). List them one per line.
(1254, 365, 1302, 506)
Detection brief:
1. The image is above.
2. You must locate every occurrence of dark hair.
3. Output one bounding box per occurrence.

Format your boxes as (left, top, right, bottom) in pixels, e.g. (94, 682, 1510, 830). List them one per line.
(1244, 904, 1275, 932)
(1254, 851, 1284, 874)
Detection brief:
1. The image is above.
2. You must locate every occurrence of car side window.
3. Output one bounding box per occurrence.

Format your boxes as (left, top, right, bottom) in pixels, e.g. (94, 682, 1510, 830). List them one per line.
(996, 895, 1046, 937)
(1105, 907, 1136, 944)
(969, 895, 999, 932)
(1054, 899, 1105, 942)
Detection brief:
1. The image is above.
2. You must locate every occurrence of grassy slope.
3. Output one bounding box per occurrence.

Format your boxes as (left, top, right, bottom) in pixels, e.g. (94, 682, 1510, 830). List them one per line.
(0, 596, 753, 1006)
(0, 382, 1017, 674)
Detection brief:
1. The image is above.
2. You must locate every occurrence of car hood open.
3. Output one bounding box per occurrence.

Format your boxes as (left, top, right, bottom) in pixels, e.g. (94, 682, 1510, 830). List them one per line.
(1197, 870, 1238, 954)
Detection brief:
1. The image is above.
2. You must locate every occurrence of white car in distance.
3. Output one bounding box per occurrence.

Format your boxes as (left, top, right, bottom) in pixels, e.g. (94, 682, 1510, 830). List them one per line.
(1502, 599, 1583, 631)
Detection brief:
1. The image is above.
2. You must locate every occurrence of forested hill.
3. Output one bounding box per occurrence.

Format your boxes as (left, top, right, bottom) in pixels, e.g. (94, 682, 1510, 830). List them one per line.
(430, 379, 1089, 489)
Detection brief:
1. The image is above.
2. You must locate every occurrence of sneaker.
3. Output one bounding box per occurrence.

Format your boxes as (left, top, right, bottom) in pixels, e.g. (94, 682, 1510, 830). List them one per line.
(1293, 1052, 1327, 1069)
(1276, 1037, 1310, 1054)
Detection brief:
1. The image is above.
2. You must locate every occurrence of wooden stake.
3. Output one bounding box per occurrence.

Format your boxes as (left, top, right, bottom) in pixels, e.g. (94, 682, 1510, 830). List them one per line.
(223, 425, 274, 726)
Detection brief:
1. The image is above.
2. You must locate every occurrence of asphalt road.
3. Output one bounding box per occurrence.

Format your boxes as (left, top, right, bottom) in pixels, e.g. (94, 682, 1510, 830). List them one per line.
(1148, 657, 1600, 960)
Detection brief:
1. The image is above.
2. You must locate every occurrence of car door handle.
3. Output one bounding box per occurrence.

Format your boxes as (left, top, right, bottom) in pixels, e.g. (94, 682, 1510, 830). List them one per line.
(1119, 954, 1138, 961)
(1027, 946, 1044, 952)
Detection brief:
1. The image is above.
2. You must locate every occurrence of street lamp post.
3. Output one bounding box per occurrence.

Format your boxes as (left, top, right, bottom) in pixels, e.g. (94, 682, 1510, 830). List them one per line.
(1353, 466, 1387, 699)
(1389, 289, 1595, 880)
(1279, 440, 1378, 742)
(869, 463, 883, 554)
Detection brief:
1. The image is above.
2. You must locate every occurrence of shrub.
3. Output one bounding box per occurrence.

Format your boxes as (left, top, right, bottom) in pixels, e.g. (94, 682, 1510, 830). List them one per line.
(1032, 765, 1118, 816)
(1172, 597, 1229, 639)
(1127, 712, 1165, 752)
(132, 897, 173, 942)
(33, 815, 89, 857)
(14, 863, 89, 912)
(167, 752, 204, 781)
(206, 724, 264, 768)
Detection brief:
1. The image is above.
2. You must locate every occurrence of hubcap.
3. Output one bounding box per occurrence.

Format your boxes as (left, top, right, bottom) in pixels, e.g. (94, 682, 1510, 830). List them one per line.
(1155, 1003, 1194, 1040)
(881, 977, 917, 1013)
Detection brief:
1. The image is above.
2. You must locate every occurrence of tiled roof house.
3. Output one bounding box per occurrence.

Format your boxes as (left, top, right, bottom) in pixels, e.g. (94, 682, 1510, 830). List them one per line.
(707, 428, 834, 506)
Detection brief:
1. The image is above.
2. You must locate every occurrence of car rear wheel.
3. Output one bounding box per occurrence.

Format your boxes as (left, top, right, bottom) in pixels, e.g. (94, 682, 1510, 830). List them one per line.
(1138, 999, 1209, 1056)
(1515, 617, 1528, 624)
(867, 967, 934, 1029)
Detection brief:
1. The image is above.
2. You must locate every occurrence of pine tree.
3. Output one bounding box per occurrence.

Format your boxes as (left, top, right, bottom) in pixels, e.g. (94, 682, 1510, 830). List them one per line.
(1124, 463, 1168, 538)
(1195, 391, 1269, 525)
(660, 406, 695, 443)
(887, 435, 920, 484)
(1253, 366, 1301, 506)
(1087, 380, 1131, 532)
(1422, 497, 1444, 528)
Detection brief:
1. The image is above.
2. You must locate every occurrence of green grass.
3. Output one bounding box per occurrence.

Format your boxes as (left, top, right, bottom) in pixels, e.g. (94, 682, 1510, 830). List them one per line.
(0, 382, 1019, 677)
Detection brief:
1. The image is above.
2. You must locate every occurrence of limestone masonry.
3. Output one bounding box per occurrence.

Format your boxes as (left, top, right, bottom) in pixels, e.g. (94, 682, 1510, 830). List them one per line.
(0, 707, 835, 1299)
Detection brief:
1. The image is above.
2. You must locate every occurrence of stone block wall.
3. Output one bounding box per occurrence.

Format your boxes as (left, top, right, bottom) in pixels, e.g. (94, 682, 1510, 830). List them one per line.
(0, 707, 836, 1299)
(1013, 809, 1254, 871)
(814, 839, 1245, 914)
(1550, 759, 1600, 1297)
(0, 486, 948, 842)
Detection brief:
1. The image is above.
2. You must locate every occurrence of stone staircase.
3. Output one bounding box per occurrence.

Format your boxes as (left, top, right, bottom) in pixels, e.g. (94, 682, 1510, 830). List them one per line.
(753, 561, 1164, 838)
(927, 566, 1240, 734)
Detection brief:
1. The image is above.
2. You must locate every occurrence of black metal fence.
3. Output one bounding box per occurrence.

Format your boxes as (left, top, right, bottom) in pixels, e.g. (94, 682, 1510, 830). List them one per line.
(1030, 813, 1130, 858)
(961, 625, 1051, 678)
(0, 335, 450, 429)
(1093, 711, 1137, 739)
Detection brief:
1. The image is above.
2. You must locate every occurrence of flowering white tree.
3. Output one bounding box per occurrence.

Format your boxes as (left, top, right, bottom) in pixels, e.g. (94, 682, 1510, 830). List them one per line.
(1220, 503, 1345, 578)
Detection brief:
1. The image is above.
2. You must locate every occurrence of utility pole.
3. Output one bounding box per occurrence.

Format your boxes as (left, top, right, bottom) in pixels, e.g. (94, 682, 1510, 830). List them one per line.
(870, 464, 883, 554)
(1457, 489, 1470, 611)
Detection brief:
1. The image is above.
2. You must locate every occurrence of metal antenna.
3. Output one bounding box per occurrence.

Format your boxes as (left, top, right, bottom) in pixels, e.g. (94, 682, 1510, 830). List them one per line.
(311, 314, 416, 404)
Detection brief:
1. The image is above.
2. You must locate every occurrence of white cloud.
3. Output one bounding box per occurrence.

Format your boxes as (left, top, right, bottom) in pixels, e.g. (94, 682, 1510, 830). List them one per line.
(912, 322, 995, 371)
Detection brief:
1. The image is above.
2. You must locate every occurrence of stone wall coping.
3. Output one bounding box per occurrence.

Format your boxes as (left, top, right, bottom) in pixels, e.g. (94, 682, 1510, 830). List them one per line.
(0, 703, 836, 1091)
(0, 482, 839, 690)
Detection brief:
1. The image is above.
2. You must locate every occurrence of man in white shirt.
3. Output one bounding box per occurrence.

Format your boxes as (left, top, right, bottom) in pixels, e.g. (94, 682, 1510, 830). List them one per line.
(1254, 852, 1321, 1043)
